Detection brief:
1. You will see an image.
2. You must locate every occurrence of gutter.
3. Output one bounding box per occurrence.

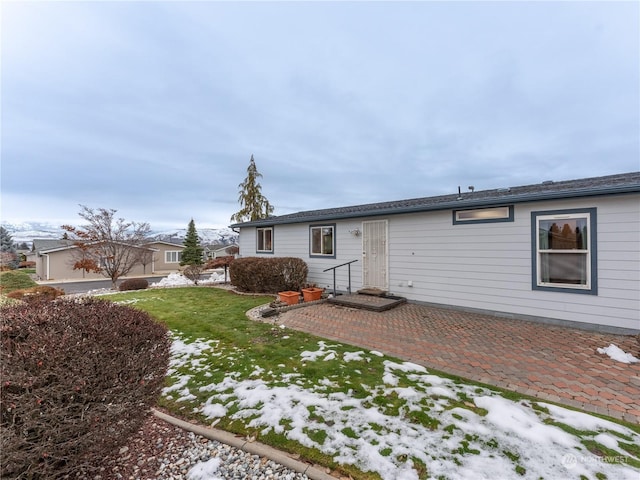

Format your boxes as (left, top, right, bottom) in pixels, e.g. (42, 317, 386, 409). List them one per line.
(231, 184, 640, 228)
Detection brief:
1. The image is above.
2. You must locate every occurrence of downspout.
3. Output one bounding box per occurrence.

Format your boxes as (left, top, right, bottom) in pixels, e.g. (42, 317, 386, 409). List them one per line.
(231, 227, 241, 257)
(43, 253, 50, 280)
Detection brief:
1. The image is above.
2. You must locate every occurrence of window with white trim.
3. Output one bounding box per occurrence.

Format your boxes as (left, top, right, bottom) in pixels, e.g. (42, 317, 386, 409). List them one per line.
(310, 225, 335, 257)
(165, 251, 182, 263)
(256, 227, 273, 253)
(532, 209, 597, 294)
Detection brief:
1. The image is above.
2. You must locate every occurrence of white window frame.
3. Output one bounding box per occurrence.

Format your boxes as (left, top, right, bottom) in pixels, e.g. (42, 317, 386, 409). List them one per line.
(310, 224, 336, 258)
(256, 227, 273, 253)
(532, 208, 597, 294)
(165, 251, 182, 264)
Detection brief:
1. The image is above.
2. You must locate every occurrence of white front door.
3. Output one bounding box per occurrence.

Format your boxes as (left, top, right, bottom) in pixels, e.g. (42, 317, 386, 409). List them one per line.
(362, 220, 388, 289)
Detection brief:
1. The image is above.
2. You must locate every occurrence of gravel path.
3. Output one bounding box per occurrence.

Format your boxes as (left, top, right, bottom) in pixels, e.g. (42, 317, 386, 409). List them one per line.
(80, 413, 312, 480)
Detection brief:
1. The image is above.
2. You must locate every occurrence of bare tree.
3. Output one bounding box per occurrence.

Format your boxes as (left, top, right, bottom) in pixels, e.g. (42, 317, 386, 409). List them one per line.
(62, 206, 151, 289)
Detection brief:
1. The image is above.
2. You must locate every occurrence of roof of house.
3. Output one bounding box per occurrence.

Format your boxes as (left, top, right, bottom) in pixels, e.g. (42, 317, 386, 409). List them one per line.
(31, 239, 75, 254)
(32, 239, 156, 255)
(230, 171, 640, 228)
(145, 240, 186, 248)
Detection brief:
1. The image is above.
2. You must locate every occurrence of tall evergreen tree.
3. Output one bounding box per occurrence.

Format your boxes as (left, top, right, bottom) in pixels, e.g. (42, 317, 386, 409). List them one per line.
(230, 154, 274, 223)
(181, 219, 203, 266)
(0, 226, 19, 269)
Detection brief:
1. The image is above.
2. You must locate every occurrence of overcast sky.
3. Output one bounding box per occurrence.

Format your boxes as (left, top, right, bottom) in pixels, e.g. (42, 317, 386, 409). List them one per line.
(2, 1, 638, 231)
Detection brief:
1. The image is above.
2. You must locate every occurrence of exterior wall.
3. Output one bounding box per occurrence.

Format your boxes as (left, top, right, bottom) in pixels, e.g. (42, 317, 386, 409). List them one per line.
(37, 249, 152, 281)
(146, 242, 184, 272)
(238, 219, 365, 293)
(239, 193, 640, 331)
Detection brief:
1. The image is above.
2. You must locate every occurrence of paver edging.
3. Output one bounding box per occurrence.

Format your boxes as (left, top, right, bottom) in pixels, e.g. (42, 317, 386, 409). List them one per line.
(152, 409, 336, 480)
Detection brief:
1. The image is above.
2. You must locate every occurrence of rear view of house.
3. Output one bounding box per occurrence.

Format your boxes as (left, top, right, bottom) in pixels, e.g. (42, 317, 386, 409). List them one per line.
(231, 172, 640, 333)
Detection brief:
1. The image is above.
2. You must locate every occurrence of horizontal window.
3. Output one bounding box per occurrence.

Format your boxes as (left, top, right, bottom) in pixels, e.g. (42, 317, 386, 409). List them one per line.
(531, 208, 597, 294)
(165, 251, 182, 263)
(453, 206, 514, 224)
(310, 224, 335, 258)
(257, 227, 273, 253)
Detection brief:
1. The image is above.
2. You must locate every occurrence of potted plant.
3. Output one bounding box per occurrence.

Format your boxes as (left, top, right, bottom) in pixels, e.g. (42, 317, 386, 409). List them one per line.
(278, 291, 300, 306)
(301, 285, 323, 302)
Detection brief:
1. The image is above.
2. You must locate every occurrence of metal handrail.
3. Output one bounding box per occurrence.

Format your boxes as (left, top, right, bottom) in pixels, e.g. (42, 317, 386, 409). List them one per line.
(323, 259, 358, 297)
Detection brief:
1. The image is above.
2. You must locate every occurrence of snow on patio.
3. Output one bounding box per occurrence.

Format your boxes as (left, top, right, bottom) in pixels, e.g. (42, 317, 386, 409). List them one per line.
(164, 334, 640, 480)
(597, 344, 639, 364)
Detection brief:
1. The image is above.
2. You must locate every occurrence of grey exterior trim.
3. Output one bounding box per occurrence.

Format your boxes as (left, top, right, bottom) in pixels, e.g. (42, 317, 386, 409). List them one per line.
(452, 205, 514, 225)
(230, 172, 640, 228)
(530, 207, 598, 295)
(309, 223, 337, 259)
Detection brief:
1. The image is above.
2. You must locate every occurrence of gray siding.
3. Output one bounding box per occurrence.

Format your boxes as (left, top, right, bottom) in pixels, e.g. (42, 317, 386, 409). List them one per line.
(238, 193, 639, 330)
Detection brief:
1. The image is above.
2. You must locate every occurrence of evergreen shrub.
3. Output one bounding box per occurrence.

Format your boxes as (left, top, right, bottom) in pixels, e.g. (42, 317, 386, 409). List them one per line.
(1, 298, 170, 479)
(229, 257, 308, 293)
(118, 278, 149, 291)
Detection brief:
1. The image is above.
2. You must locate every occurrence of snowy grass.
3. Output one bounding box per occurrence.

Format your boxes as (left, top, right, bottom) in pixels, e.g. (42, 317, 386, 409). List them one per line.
(108, 288, 640, 480)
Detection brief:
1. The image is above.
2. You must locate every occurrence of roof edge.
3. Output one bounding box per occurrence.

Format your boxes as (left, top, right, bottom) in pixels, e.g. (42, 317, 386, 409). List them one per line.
(230, 173, 640, 228)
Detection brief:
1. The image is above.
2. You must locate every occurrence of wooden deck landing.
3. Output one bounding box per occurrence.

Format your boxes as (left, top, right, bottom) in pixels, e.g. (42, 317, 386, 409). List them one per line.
(328, 293, 406, 312)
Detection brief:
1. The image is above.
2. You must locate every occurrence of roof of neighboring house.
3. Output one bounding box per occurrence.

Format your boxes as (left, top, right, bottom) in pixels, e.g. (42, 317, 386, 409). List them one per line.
(230, 172, 640, 228)
(31, 239, 75, 254)
(32, 239, 156, 255)
(144, 240, 186, 248)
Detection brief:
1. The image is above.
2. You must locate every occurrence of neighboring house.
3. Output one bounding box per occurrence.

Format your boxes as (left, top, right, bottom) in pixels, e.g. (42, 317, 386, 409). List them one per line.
(204, 244, 239, 260)
(28, 239, 162, 281)
(144, 240, 186, 272)
(230, 172, 640, 333)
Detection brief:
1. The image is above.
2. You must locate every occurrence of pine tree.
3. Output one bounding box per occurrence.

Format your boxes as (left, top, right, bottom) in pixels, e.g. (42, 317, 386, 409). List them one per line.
(0, 226, 19, 269)
(230, 154, 274, 223)
(181, 219, 203, 266)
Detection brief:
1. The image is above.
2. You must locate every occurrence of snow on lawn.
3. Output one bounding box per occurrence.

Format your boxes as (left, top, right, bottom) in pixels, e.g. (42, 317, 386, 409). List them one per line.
(164, 336, 640, 480)
(151, 271, 227, 288)
(597, 344, 639, 364)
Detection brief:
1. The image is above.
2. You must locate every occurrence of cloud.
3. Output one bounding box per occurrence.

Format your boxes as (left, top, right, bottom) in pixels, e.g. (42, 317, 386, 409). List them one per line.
(1, 1, 638, 228)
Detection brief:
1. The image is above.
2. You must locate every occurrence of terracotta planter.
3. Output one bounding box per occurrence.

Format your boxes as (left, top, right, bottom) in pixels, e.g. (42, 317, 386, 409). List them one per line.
(278, 291, 300, 306)
(302, 287, 323, 302)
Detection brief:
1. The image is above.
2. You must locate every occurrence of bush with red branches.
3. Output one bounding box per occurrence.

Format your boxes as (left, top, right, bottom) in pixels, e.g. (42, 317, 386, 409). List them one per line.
(1, 298, 170, 479)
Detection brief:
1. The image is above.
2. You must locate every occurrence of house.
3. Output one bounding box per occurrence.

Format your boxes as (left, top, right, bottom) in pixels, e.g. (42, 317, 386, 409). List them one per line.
(27, 239, 180, 281)
(230, 172, 640, 333)
(203, 244, 239, 260)
(143, 240, 186, 272)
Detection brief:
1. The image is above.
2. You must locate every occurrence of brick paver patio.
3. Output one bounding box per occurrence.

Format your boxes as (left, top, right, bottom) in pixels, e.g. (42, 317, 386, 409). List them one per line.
(277, 302, 640, 425)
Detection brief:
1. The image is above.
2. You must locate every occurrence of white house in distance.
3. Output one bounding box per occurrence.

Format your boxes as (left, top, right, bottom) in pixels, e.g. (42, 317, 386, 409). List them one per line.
(231, 172, 640, 333)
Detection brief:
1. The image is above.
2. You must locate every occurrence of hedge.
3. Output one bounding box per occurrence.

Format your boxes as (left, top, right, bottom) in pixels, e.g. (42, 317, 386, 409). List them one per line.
(1, 298, 170, 478)
(229, 257, 308, 293)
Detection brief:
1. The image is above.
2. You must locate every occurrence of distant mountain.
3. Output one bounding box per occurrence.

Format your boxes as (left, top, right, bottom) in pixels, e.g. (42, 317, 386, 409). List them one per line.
(1, 221, 238, 247)
(1, 221, 64, 244)
(151, 228, 238, 246)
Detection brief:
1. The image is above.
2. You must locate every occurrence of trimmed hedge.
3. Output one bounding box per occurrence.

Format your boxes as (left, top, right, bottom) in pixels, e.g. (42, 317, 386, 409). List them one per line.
(118, 278, 149, 291)
(1, 298, 170, 479)
(229, 257, 308, 293)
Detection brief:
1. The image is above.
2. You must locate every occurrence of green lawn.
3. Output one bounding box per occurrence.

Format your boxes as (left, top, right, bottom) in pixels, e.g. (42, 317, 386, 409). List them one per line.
(106, 287, 640, 480)
(0, 270, 37, 293)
